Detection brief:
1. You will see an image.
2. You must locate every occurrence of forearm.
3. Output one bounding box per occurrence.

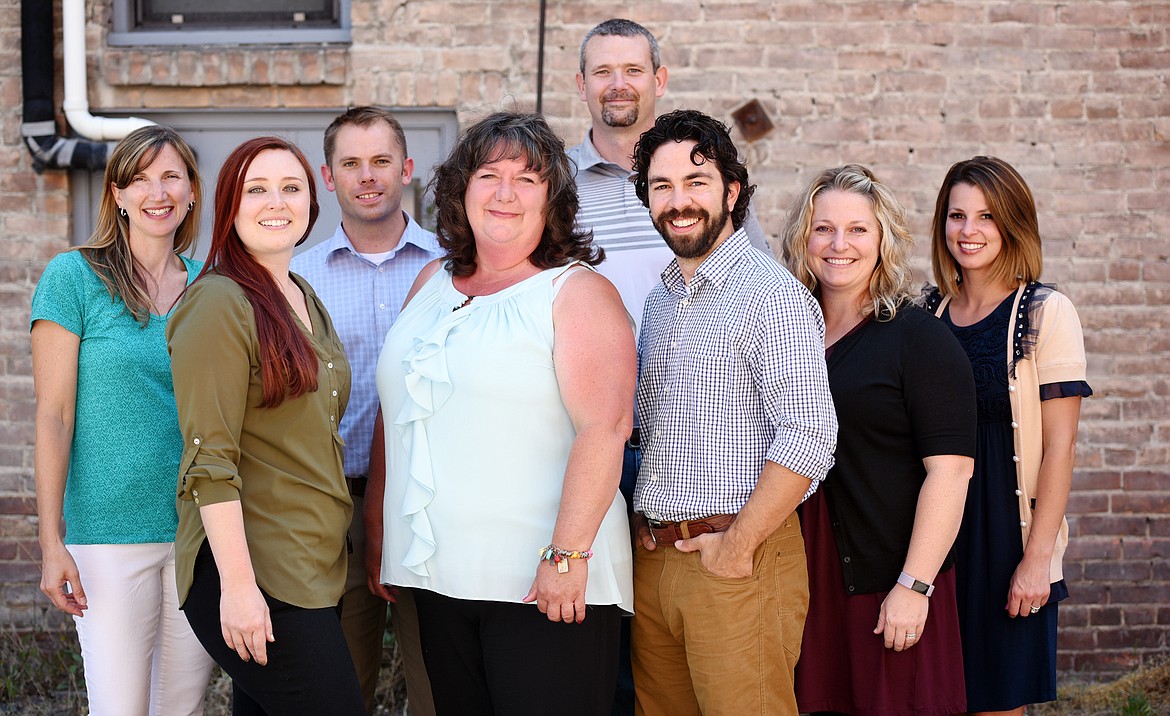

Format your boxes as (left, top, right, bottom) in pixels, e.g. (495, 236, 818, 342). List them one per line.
(365, 410, 387, 553)
(901, 456, 972, 582)
(34, 416, 72, 548)
(199, 501, 257, 590)
(1022, 446, 1074, 563)
(723, 460, 811, 556)
(1023, 397, 1080, 564)
(551, 424, 627, 550)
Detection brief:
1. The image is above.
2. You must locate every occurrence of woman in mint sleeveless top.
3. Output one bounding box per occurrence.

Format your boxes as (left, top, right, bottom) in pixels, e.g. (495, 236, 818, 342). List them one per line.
(30, 125, 214, 715)
(369, 113, 635, 716)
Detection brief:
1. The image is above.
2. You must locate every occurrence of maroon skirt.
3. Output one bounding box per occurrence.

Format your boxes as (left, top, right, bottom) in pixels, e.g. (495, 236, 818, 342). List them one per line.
(795, 489, 966, 716)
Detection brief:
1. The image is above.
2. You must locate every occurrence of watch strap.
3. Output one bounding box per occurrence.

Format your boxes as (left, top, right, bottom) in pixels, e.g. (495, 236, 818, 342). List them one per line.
(897, 571, 935, 597)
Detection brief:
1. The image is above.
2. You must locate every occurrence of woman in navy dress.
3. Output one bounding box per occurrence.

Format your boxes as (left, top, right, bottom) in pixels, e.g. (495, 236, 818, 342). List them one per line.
(925, 156, 1091, 715)
(782, 165, 976, 715)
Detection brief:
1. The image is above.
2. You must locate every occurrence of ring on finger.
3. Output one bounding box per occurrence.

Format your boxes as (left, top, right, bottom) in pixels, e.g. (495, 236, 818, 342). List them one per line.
(1029, 605, 1040, 614)
(906, 632, 917, 639)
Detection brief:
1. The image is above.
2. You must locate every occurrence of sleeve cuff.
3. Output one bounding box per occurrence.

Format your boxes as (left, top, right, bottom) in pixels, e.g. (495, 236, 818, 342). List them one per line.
(1039, 380, 1093, 401)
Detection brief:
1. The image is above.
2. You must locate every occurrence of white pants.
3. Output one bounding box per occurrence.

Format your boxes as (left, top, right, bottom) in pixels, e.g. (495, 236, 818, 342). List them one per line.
(68, 542, 215, 716)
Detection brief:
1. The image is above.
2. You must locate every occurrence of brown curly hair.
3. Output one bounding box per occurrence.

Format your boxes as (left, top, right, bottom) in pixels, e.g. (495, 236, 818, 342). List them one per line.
(429, 112, 601, 277)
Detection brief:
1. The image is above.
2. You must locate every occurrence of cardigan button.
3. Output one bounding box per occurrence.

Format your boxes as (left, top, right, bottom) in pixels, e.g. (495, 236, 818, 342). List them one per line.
(843, 556, 851, 564)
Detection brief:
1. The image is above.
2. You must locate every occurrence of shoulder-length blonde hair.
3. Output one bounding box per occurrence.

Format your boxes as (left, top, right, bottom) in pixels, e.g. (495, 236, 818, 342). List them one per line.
(779, 164, 915, 319)
(930, 155, 1042, 297)
(79, 125, 202, 325)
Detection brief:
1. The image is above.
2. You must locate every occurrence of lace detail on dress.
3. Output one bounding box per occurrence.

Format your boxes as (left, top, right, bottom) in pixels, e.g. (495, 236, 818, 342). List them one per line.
(944, 293, 1014, 423)
(926, 282, 1053, 379)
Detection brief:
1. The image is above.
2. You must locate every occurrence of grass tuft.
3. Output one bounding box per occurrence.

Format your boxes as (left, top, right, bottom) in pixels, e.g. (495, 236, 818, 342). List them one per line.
(1030, 657, 1170, 716)
(0, 624, 86, 715)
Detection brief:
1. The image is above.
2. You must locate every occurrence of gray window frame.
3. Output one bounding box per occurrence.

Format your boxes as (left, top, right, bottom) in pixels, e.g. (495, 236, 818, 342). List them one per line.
(108, 0, 351, 46)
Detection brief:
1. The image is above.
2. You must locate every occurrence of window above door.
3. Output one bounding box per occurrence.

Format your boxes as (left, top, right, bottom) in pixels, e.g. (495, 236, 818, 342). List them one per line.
(108, 0, 351, 46)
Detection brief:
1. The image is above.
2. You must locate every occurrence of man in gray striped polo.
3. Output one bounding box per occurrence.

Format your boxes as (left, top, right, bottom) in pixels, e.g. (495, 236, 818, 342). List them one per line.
(569, 18, 771, 333)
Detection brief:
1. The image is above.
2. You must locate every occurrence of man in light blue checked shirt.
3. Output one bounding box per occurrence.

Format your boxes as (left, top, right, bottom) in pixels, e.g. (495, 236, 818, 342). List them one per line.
(291, 107, 439, 716)
(628, 109, 838, 716)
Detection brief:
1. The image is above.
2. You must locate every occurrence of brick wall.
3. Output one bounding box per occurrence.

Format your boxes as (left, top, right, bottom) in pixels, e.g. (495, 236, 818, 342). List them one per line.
(1, 0, 1166, 677)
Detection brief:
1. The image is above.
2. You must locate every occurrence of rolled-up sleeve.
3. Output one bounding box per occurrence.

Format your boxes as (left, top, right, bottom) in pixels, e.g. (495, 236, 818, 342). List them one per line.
(166, 278, 254, 507)
(753, 281, 838, 487)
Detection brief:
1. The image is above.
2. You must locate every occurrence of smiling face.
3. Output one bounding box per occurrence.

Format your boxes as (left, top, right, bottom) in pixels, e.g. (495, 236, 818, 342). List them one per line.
(234, 149, 313, 263)
(945, 182, 1004, 278)
(577, 34, 667, 130)
(806, 189, 881, 305)
(464, 154, 549, 257)
(111, 143, 195, 245)
(647, 140, 739, 265)
(322, 121, 413, 228)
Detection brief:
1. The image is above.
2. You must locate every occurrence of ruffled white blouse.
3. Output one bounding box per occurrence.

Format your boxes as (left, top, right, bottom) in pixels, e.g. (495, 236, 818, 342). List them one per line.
(375, 264, 633, 611)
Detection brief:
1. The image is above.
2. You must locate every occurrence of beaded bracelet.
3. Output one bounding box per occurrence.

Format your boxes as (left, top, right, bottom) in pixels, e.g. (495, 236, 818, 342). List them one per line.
(538, 544, 593, 574)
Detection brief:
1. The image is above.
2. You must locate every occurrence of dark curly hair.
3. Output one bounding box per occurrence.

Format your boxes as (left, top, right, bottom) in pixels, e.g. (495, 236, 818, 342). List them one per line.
(632, 109, 756, 230)
(429, 112, 601, 277)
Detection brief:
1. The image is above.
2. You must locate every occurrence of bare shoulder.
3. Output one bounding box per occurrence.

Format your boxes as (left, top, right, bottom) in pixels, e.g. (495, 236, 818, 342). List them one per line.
(553, 265, 620, 305)
(552, 268, 631, 340)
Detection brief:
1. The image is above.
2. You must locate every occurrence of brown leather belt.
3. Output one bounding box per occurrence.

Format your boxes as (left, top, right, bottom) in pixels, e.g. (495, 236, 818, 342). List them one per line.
(648, 514, 735, 545)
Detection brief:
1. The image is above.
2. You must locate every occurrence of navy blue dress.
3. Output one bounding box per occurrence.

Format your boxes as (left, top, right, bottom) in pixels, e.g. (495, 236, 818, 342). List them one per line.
(943, 293, 1077, 712)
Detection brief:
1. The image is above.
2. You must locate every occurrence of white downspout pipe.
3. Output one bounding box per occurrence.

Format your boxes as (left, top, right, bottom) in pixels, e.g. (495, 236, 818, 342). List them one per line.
(62, 0, 154, 140)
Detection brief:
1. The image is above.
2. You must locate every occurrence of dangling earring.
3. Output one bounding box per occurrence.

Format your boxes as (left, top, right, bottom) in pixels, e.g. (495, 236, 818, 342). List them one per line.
(119, 207, 127, 218)
(187, 201, 195, 212)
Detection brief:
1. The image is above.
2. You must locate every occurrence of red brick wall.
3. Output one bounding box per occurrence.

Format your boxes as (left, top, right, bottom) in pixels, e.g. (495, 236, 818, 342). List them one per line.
(1, 0, 1166, 676)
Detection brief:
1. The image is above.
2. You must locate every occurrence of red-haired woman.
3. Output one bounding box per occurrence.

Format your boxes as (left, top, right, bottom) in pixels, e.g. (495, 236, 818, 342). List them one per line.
(167, 137, 364, 714)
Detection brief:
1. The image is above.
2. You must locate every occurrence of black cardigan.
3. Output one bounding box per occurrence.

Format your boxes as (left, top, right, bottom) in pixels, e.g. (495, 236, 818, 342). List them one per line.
(814, 304, 976, 594)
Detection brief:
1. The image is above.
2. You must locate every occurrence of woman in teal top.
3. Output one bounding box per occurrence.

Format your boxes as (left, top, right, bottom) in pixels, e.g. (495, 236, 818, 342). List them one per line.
(30, 125, 214, 716)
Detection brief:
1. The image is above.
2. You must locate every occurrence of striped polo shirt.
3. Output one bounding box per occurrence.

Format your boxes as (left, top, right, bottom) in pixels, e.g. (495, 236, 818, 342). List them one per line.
(567, 133, 674, 332)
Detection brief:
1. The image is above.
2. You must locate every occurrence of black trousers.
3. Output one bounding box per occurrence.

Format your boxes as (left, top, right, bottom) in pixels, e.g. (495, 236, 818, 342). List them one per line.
(414, 589, 621, 716)
(183, 541, 365, 716)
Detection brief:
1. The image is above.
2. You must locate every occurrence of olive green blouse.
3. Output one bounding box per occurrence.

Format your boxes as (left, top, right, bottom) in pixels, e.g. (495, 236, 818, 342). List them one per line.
(167, 273, 352, 608)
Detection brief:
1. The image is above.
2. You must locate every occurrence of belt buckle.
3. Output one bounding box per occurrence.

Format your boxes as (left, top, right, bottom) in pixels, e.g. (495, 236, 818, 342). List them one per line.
(646, 518, 668, 546)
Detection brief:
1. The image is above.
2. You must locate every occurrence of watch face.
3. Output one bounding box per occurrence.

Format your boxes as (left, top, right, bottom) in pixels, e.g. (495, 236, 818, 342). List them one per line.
(898, 571, 933, 596)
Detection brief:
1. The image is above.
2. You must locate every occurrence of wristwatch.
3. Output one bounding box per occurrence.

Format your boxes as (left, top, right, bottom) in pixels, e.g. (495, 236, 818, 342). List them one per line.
(897, 571, 935, 597)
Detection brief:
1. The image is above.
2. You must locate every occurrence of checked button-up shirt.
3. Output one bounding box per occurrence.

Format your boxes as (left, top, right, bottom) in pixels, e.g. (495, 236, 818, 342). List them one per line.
(634, 230, 838, 522)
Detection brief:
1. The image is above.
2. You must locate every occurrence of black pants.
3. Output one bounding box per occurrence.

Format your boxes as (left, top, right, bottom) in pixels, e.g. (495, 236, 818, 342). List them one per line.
(183, 541, 365, 716)
(414, 589, 620, 716)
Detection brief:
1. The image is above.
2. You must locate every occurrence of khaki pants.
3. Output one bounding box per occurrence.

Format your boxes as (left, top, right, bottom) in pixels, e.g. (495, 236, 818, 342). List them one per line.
(631, 512, 809, 716)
